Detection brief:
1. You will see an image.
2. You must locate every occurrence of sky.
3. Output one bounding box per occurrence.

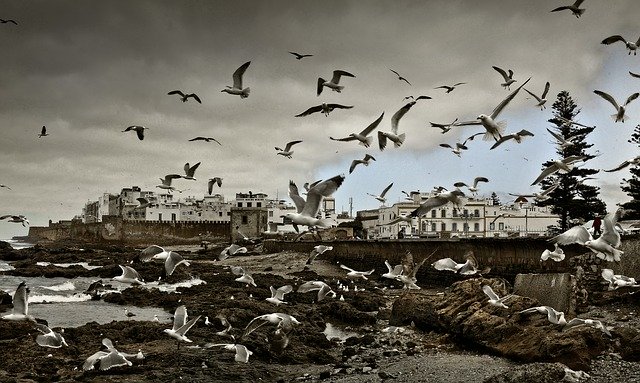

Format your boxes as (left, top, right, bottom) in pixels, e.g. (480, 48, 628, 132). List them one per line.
(0, 0, 639, 239)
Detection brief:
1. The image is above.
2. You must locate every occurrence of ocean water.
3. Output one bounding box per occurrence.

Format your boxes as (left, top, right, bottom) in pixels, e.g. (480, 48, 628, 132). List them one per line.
(2, 237, 35, 250)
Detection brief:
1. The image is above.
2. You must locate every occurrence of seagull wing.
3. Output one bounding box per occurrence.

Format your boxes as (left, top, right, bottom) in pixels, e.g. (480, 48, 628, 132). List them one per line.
(332, 70, 355, 83)
(139, 245, 165, 261)
(283, 140, 303, 151)
(168, 90, 185, 97)
(326, 103, 354, 111)
(432, 258, 459, 272)
(379, 182, 394, 198)
(340, 264, 356, 273)
(593, 90, 620, 111)
(492, 66, 510, 81)
(490, 135, 514, 150)
(630, 71, 640, 78)
(601, 35, 626, 45)
(391, 102, 415, 133)
(541, 82, 550, 99)
(482, 285, 501, 301)
(604, 160, 631, 172)
(349, 159, 362, 174)
(359, 112, 385, 136)
(523, 88, 542, 103)
(295, 105, 323, 117)
(301, 175, 345, 216)
(12, 282, 28, 316)
(550, 226, 592, 245)
(409, 195, 448, 217)
(490, 77, 531, 119)
(453, 119, 481, 127)
(546, 128, 564, 142)
(187, 94, 202, 103)
(601, 213, 621, 248)
(172, 305, 188, 331)
(176, 315, 201, 336)
(288, 180, 306, 213)
(232, 61, 251, 89)
(624, 92, 640, 106)
(378, 131, 389, 150)
(531, 163, 560, 185)
(473, 177, 489, 187)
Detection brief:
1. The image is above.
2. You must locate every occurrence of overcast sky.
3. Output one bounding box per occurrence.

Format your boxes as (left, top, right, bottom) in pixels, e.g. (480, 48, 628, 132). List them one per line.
(1, 0, 638, 238)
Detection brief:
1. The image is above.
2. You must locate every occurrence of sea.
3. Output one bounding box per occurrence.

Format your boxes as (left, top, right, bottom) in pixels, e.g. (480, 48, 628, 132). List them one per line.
(3, 236, 36, 250)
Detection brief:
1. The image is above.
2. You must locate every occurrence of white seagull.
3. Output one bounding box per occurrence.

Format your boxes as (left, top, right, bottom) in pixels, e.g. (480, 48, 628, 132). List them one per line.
(550, 0, 586, 18)
(490, 129, 535, 150)
(340, 264, 375, 280)
(378, 98, 429, 150)
(295, 103, 353, 117)
(453, 177, 489, 194)
(540, 243, 565, 262)
(83, 338, 134, 371)
(122, 125, 147, 141)
(221, 61, 251, 98)
(430, 118, 459, 134)
(433, 251, 482, 275)
(492, 66, 517, 90)
(163, 251, 190, 277)
(317, 70, 355, 95)
(306, 245, 333, 265)
(135, 197, 152, 210)
(603, 156, 640, 172)
(593, 90, 639, 123)
(408, 189, 467, 218)
(35, 324, 68, 348)
(530, 155, 586, 185)
(2, 282, 34, 321)
(182, 162, 201, 180)
(113, 265, 145, 285)
(164, 305, 201, 348)
(349, 154, 376, 174)
(207, 343, 253, 363)
(266, 285, 293, 305)
(138, 244, 170, 262)
(455, 77, 531, 141)
(297, 281, 335, 302)
(275, 140, 303, 159)
(284, 175, 345, 232)
(219, 243, 247, 260)
(546, 127, 578, 149)
(232, 266, 256, 287)
(395, 250, 432, 290)
(367, 182, 393, 205)
(0, 215, 29, 227)
(601, 269, 639, 290)
(330, 112, 384, 148)
(563, 318, 611, 337)
(523, 82, 550, 110)
(602, 34, 640, 55)
(482, 285, 513, 309)
(156, 174, 183, 193)
(382, 260, 404, 280)
(518, 305, 567, 325)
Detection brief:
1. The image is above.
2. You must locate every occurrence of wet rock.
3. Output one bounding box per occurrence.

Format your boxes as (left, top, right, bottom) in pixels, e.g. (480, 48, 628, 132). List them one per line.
(612, 326, 640, 362)
(0, 290, 12, 306)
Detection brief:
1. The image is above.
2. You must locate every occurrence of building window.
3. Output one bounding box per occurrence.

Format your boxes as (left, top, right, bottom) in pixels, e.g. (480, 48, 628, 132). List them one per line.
(257, 202, 262, 207)
(463, 223, 469, 232)
(268, 211, 273, 217)
(453, 209, 458, 217)
(237, 202, 242, 207)
(431, 210, 436, 218)
(422, 222, 427, 231)
(441, 222, 446, 231)
(431, 223, 436, 231)
(247, 202, 252, 208)
(474, 223, 480, 231)
(171, 213, 176, 222)
(452, 223, 458, 231)
(219, 212, 222, 217)
(489, 222, 495, 230)
(441, 209, 446, 218)
(474, 209, 480, 217)
(242, 215, 248, 224)
(499, 222, 504, 230)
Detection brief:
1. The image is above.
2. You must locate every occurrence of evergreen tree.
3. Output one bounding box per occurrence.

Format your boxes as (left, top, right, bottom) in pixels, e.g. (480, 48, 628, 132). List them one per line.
(537, 91, 606, 230)
(620, 124, 640, 219)
(490, 192, 501, 206)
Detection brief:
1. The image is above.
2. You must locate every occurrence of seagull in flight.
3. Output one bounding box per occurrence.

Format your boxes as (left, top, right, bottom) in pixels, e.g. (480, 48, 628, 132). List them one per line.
(135, 197, 152, 209)
(482, 285, 513, 309)
(453, 177, 489, 194)
(349, 154, 376, 174)
(555, 116, 593, 129)
(593, 90, 639, 123)
(523, 81, 550, 110)
(603, 156, 640, 172)
(490, 129, 535, 150)
(122, 125, 147, 140)
(83, 338, 135, 371)
(182, 162, 201, 180)
(35, 324, 68, 348)
(275, 140, 303, 159)
(208, 177, 223, 194)
(297, 281, 335, 302)
(317, 70, 355, 96)
(379, 98, 430, 150)
(389, 69, 411, 85)
(0, 18, 18, 25)
(221, 61, 251, 98)
(330, 112, 384, 148)
(430, 118, 459, 134)
(1, 281, 34, 321)
(509, 181, 560, 202)
(630, 71, 640, 78)
(531, 155, 586, 185)
(518, 305, 567, 325)
(454, 77, 531, 141)
(164, 305, 201, 349)
(0, 184, 12, 190)
(113, 265, 145, 285)
(408, 189, 467, 218)
(546, 127, 578, 150)
(0, 215, 29, 227)
(289, 51, 313, 60)
(602, 34, 640, 55)
(550, 0, 586, 18)
(492, 66, 517, 90)
(340, 264, 375, 280)
(306, 245, 333, 265)
(540, 243, 566, 262)
(156, 174, 183, 192)
(167, 90, 202, 103)
(295, 103, 353, 117)
(439, 132, 484, 157)
(285, 175, 345, 231)
(38, 126, 48, 138)
(367, 182, 393, 204)
(435, 82, 466, 93)
(189, 136, 221, 145)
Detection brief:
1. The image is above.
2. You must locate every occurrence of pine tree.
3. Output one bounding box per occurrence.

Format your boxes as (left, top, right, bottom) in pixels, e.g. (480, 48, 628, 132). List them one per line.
(490, 192, 501, 206)
(620, 124, 640, 219)
(537, 91, 607, 230)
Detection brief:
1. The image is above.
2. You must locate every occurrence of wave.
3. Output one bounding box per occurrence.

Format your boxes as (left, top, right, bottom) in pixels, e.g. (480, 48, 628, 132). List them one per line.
(36, 261, 102, 270)
(0, 261, 15, 271)
(145, 277, 207, 293)
(29, 293, 92, 303)
(40, 281, 76, 291)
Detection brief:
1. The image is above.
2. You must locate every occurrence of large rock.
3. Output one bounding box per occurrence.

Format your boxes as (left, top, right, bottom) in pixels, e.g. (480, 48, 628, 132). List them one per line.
(389, 278, 609, 370)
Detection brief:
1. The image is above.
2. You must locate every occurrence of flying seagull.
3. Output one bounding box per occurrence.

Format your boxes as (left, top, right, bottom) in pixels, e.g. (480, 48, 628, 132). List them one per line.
(367, 182, 393, 204)
(138, 244, 171, 262)
(275, 140, 303, 159)
(289, 51, 313, 60)
(122, 125, 147, 140)
(189, 137, 221, 145)
(0, 18, 17, 25)
(306, 245, 333, 265)
(518, 305, 567, 325)
(284, 175, 345, 231)
(219, 243, 247, 260)
(530, 155, 586, 185)
(540, 243, 566, 262)
(135, 197, 152, 209)
(546, 127, 578, 149)
(630, 71, 640, 78)
(435, 82, 466, 93)
(35, 324, 68, 348)
(603, 156, 640, 172)
(430, 118, 459, 134)
(382, 260, 404, 280)
(439, 132, 484, 157)
(164, 305, 201, 349)
(601, 269, 639, 290)
(38, 126, 48, 138)
(265, 285, 293, 305)
(593, 90, 640, 123)
(297, 281, 335, 302)
(0, 184, 11, 190)
(490, 129, 535, 150)
(564, 318, 611, 337)
(330, 112, 384, 148)
(395, 250, 435, 290)
(156, 174, 183, 192)
(482, 285, 513, 309)
(182, 162, 201, 180)
(379, 98, 430, 150)
(602, 34, 640, 55)
(454, 77, 531, 141)
(408, 189, 467, 218)
(0, 215, 29, 227)
(555, 116, 593, 129)
(433, 251, 483, 275)
(349, 154, 376, 174)
(167, 90, 201, 103)
(163, 251, 190, 277)
(295, 103, 353, 117)
(492, 66, 517, 90)
(83, 338, 135, 371)
(221, 61, 251, 98)
(523, 81, 550, 110)
(550, 0, 586, 18)
(206, 343, 253, 363)
(232, 266, 256, 287)
(113, 265, 145, 285)
(453, 176, 489, 193)
(509, 180, 560, 202)
(340, 264, 375, 280)
(389, 69, 411, 86)
(1, 282, 34, 321)
(208, 177, 223, 194)
(317, 70, 355, 96)
(242, 313, 300, 350)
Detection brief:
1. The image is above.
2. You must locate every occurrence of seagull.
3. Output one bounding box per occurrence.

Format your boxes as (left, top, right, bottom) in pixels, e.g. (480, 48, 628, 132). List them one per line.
(35, 324, 68, 348)
(306, 245, 333, 265)
(523, 82, 550, 109)
(435, 82, 466, 93)
(138, 244, 170, 262)
(518, 305, 567, 325)
(0, 215, 29, 227)
(275, 140, 303, 159)
(382, 260, 404, 280)
(408, 189, 467, 218)
(540, 243, 565, 262)
(0, 184, 11, 190)
(329, 112, 384, 148)
(349, 154, 376, 174)
(266, 285, 293, 305)
(124, 308, 136, 318)
(206, 343, 253, 363)
(317, 70, 355, 95)
(367, 182, 393, 204)
(297, 281, 335, 302)
(122, 125, 147, 140)
(395, 250, 433, 290)
(453, 177, 489, 194)
(490, 129, 535, 150)
(430, 118, 459, 134)
(289, 51, 313, 60)
(378, 98, 430, 150)
(550, 210, 623, 262)
(546, 127, 578, 149)
(163, 251, 190, 277)
(231, 266, 256, 287)
(433, 251, 482, 275)
(555, 116, 593, 129)
(439, 132, 484, 157)
(2, 282, 34, 321)
(189, 137, 221, 145)
(135, 197, 152, 209)
(219, 243, 247, 260)
(164, 305, 201, 349)
(603, 155, 640, 172)
(530, 155, 587, 185)
(182, 162, 201, 180)
(550, 0, 586, 18)
(284, 175, 345, 231)
(563, 318, 611, 337)
(113, 265, 145, 285)
(492, 66, 517, 90)
(340, 264, 375, 280)
(454, 77, 531, 141)
(482, 285, 513, 309)
(83, 338, 134, 371)
(509, 181, 560, 203)
(630, 71, 640, 78)
(207, 177, 223, 194)
(221, 61, 251, 98)
(38, 126, 48, 138)
(242, 313, 300, 350)
(0, 18, 18, 25)
(156, 174, 183, 193)
(601, 269, 639, 290)
(602, 35, 640, 55)
(389, 69, 411, 85)
(167, 90, 202, 103)
(295, 103, 353, 117)
(593, 90, 639, 123)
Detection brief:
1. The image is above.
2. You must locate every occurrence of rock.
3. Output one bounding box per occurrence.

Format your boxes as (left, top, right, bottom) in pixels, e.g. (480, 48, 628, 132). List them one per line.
(483, 362, 568, 383)
(0, 290, 12, 306)
(318, 370, 331, 379)
(612, 327, 640, 362)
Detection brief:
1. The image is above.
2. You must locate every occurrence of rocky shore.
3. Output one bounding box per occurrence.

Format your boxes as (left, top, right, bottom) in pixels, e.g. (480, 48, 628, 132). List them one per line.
(1, 240, 640, 382)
